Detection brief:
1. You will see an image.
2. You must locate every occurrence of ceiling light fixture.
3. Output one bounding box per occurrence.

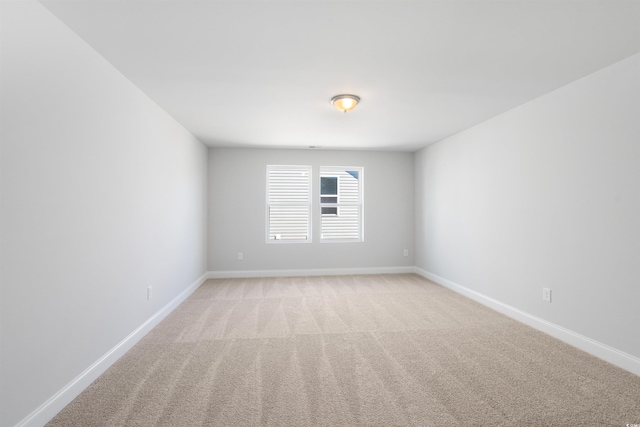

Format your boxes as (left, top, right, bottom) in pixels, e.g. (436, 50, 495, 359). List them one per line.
(331, 94, 360, 113)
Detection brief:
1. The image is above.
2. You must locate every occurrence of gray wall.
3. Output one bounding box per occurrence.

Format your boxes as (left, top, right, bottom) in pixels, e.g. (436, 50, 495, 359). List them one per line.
(208, 148, 414, 273)
(414, 53, 640, 359)
(0, 2, 208, 426)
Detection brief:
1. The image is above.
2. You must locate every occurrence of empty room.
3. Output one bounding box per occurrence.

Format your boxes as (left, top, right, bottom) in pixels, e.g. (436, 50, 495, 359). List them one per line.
(1, 1, 639, 426)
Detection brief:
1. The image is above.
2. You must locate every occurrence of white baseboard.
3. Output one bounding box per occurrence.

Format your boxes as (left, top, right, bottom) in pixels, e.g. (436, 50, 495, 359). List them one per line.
(207, 266, 415, 279)
(16, 272, 209, 427)
(415, 268, 640, 377)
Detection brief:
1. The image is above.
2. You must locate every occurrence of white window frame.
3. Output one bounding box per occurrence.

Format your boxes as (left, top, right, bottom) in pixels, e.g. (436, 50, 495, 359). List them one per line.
(266, 165, 312, 243)
(319, 166, 364, 242)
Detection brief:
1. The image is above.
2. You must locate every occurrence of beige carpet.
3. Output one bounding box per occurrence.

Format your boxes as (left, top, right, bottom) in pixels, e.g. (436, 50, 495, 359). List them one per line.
(48, 274, 640, 426)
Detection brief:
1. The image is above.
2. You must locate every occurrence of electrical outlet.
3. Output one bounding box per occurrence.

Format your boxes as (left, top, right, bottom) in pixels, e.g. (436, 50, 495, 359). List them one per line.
(403, 249, 409, 257)
(147, 286, 153, 300)
(237, 252, 243, 261)
(542, 287, 551, 302)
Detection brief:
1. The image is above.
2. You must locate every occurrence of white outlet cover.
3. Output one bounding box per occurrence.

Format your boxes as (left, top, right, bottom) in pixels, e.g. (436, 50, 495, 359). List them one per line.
(542, 287, 551, 302)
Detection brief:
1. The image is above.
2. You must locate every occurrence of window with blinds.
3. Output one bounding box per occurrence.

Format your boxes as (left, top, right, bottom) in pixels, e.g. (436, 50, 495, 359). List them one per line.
(320, 167, 363, 241)
(266, 165, 312, 242)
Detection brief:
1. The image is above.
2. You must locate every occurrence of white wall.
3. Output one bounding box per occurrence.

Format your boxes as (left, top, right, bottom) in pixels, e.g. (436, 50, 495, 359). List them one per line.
(415, 54, 640, 361)
(209, 148, 414, 273)
(0, 2, 208, 426)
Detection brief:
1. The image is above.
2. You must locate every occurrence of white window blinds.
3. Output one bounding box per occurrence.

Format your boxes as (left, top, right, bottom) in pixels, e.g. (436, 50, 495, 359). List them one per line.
(320, 167, 363, 241)
(266, 165, 312, 242)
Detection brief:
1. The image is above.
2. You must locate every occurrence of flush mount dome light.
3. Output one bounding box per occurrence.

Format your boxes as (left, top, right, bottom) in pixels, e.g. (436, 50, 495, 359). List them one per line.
(331, 94, 360, 113)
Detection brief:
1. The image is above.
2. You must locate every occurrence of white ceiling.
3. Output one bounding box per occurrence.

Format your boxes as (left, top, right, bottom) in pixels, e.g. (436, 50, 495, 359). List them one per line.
(40, 1, 640, 152)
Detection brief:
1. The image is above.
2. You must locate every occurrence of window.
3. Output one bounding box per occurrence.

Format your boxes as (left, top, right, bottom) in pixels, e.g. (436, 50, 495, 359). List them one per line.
(320, 167, 363, 241)
(266, 165, 311, 242)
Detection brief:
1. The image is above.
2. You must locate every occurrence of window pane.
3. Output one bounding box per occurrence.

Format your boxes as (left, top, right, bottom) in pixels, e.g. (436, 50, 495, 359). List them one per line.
(321, 207, 338, 215)
(320, 176, 337, 195)
(320, 196, 337, 204)
(321, 206, 360, 239)
(268, 169, 310, 204)
(269, 206, 310, 240)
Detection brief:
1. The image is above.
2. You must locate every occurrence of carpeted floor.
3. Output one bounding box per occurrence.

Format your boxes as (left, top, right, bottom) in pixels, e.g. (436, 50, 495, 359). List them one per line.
(48, 274, 640, 426)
